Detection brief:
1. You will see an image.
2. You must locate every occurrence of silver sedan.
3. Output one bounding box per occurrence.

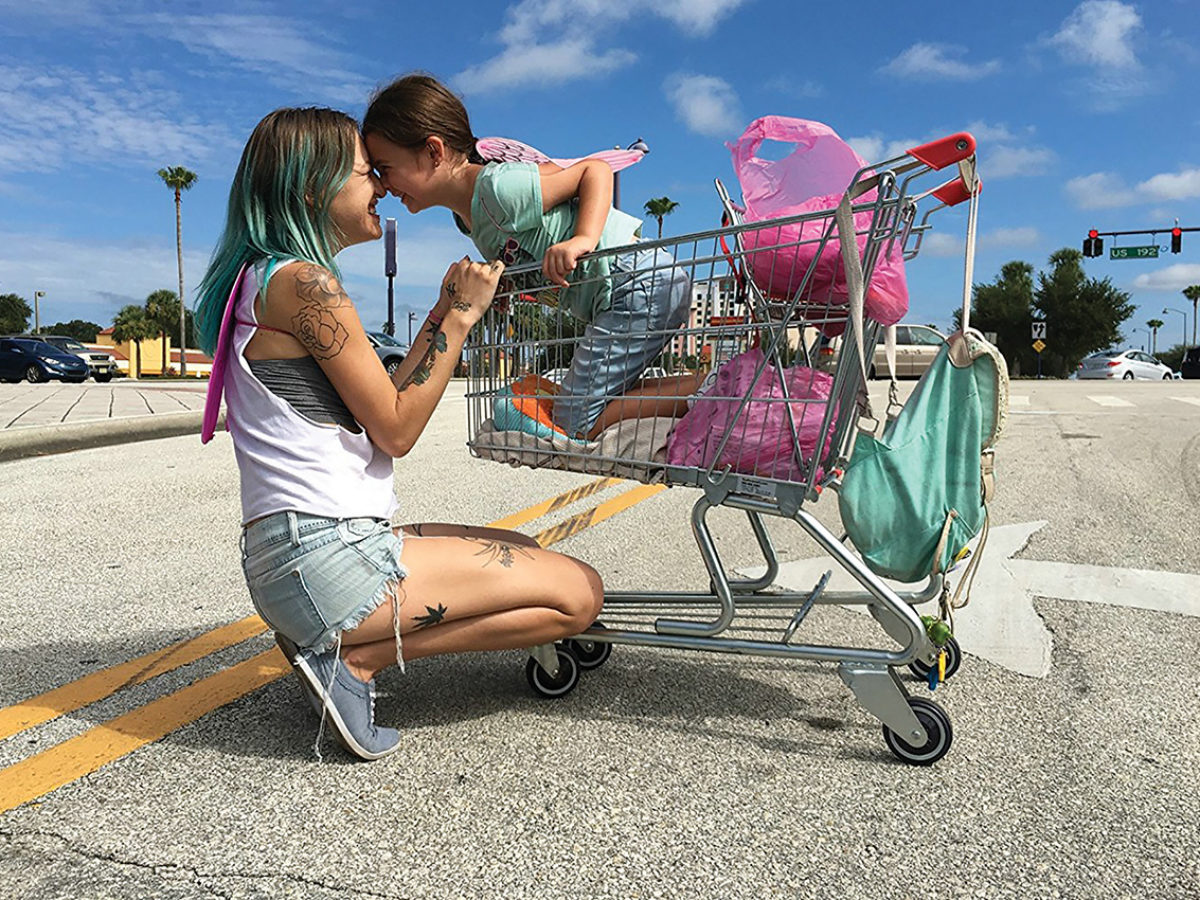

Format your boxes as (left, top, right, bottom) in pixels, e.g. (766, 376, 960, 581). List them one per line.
(1076, 349, 1174, 380)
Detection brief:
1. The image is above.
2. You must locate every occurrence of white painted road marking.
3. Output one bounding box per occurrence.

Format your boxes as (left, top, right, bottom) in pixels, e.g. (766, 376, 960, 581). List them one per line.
(1088, 395, 1134, 407)
(1172, 396, 1200, 407)
(1009, 395, 1030, 407)
(756, 521, 1200, 680)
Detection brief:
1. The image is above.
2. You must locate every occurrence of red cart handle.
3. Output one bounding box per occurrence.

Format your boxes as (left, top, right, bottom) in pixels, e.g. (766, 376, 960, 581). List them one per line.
(907, 132, 976, 170)
(932, 175, 983, 207)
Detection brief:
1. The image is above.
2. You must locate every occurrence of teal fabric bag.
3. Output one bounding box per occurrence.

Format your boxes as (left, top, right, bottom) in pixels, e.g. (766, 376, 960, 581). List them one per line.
(838, 331, 1006, 583)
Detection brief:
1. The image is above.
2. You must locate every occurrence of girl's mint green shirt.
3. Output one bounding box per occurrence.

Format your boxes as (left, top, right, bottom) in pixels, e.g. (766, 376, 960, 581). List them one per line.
(467, 161, 642, 321)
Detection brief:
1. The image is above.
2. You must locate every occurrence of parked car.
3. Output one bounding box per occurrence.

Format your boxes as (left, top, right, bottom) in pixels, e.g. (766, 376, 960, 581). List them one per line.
(0, 337, 90, 383)
(365, 330, 409, 376)
(815, 323, 947, 379)
(11, 334, 119, 381)
(1181, 346, 1200, 380)
(1076, 349, 1174, 381)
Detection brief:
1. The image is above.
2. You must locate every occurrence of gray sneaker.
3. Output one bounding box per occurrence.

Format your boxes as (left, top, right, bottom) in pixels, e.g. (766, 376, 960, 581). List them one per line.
(277, 634, 400, 760)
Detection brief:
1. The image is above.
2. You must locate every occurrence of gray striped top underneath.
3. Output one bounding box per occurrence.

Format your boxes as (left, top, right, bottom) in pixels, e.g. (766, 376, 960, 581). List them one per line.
(247, 356, 361, 433)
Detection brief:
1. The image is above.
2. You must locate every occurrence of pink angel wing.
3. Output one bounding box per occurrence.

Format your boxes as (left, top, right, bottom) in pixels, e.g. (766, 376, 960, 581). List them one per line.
(476, 137, 646, 173)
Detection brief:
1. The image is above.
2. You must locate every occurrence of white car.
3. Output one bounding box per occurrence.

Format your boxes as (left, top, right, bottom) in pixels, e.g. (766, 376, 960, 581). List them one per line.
(1076, 349, 1174, 381)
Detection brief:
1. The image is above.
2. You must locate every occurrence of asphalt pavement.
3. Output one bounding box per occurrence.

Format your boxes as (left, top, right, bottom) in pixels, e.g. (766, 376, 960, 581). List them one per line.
(0, 379, 1198, 899)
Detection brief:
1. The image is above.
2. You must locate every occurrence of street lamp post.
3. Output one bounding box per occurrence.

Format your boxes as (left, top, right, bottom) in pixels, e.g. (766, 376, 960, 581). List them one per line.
(408, 311, 416, 345)
(1163, 307, 1188, 349)
(612, 138, 650, 211)
(1132, 328, 1150, 353)
(33, 290, 45, 334)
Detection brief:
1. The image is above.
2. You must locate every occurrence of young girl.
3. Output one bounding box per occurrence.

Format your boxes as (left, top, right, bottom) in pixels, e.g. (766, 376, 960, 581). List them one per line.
(362, 73, 693, 441)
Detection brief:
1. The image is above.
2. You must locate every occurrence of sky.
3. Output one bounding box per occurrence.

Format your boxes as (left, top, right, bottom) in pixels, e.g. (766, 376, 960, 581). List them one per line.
(1, 0, 1198, 351)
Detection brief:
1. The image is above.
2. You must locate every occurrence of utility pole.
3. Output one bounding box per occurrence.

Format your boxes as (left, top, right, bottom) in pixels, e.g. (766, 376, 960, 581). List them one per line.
(33, 290, 45, 334)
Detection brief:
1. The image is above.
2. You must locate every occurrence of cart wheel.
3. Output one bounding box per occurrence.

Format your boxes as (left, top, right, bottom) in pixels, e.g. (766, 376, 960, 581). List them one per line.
(525, 646, 580, 699)
(882, 696, 953, 766)
(568, 622, 612, 670)
(909, 635, 962, 681)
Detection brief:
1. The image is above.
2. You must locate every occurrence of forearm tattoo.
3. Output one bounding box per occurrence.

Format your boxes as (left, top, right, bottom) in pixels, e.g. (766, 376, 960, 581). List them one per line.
(463, 536, 535, 568)
(398, 322, 447, 391)
(291, 264, 351, 360)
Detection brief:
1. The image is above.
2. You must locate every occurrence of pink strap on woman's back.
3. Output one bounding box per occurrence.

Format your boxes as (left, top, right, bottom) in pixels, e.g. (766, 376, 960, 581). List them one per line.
(201, 264, 250, 444)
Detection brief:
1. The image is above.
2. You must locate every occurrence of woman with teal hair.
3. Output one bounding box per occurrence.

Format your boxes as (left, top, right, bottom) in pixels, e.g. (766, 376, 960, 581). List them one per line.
(197, 107, 603, 761)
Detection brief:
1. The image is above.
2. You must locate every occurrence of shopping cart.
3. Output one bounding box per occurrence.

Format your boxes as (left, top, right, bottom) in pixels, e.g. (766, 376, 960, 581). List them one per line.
(464, 133, 981, 765)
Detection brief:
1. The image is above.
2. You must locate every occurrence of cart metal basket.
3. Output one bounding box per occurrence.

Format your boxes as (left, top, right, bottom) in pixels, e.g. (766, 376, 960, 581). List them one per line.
(464, 133, 981, 765)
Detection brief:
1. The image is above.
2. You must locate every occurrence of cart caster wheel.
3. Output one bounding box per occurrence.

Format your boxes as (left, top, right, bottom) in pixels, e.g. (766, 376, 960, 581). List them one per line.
(525, 646, 580, 699)
(909, 635, 962, 681)
(568, 622, 612, 670)
(882, 696, 953, 766)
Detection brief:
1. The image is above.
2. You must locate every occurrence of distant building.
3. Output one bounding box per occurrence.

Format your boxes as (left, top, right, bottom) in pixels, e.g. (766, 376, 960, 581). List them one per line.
(94, 329, 212, 378)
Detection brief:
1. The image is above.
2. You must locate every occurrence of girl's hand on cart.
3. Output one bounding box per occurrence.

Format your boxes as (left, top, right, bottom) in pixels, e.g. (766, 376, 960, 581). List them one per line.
(543, 236, 593, 287)
(440, 257, 505, 326)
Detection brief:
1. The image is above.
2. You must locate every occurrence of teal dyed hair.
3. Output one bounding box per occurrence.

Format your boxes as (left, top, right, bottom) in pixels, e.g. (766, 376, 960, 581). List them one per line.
(194, 107, 360, 356)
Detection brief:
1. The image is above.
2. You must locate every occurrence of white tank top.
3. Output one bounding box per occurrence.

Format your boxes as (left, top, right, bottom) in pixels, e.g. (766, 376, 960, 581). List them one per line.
(225, 260, 398, 524)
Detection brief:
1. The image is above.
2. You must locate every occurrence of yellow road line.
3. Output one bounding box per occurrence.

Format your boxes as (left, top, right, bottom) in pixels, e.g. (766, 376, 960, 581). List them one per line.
(534, 483, 667, 548)
(0, 477, 668, 814)
(0, 650, 289, 815)
(488, 476, 623, 530)
(0, 479, 619, 741)
(0, 615, 267, 742)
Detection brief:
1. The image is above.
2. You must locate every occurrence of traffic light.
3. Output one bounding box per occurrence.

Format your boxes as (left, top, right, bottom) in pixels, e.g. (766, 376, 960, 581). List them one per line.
(1172, 227, 1182, 254)
(1083, 229, 1103, 258)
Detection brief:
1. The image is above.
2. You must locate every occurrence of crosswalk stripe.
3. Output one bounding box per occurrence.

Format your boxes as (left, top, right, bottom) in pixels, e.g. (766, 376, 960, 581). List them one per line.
(1087, 395, 1134, 407)
(1172, 396, 1200, 407)
(1009, 396, 1030, 407)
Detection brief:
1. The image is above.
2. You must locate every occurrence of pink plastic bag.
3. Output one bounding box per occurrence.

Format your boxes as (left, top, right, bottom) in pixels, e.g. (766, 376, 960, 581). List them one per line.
(728, 116, 908, 327)
(666, 348, 836, 481)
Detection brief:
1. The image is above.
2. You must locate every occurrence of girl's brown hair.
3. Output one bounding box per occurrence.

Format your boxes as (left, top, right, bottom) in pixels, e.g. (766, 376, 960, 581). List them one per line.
(363, 73, 484, 164)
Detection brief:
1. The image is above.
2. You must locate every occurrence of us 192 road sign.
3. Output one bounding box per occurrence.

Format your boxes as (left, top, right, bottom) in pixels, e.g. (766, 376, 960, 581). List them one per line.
(1110, 245, 1159, 260)
(1031, 321, 1047, 339)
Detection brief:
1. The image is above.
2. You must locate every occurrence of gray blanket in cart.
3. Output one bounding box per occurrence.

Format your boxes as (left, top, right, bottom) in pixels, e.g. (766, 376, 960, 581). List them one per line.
(471, 416, 680, 484)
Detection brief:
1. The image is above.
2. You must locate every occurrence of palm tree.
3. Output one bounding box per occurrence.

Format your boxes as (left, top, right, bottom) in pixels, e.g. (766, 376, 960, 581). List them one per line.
(643, 196, 679, 239)
(145, 289, 180, 375)
(1146, 318, 1164, 354)
(1183, 285, 1200, 346)
(112, 304, 156, 379)
(158, 166, 198, 376)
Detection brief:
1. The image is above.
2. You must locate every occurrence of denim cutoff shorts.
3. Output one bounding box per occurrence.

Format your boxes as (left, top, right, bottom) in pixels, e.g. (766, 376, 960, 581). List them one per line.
(241, 511, 407, 652)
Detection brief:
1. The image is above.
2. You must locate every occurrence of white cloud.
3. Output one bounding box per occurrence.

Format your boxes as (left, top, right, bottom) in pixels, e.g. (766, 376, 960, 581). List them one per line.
(985, 146, 1057, 178)
(0, 65, 234, 174)
(880, 43, 1001, 80)
(1137, 168, 1200, 202)
(1065, 168, 1200, 209)
(1050, 1, 1142, 69)
(844, 135, 918, 163)
(919, 232, 964, 258)
(983, 227, 1040, 248)
(764, 76, 824, 99)
(1131, 264, 1200, 292)
(143, 14, 374, 105)
(1064, 172, 1140, 209)
(455, 0, 747, 92)
(0, 231, 212, 323)
(664, 74, 742, 138)
(454, 40, 636, 94)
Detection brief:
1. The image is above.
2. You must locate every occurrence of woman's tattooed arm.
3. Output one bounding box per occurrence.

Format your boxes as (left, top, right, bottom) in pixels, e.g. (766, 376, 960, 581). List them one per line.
(290, 265, 352, 360)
